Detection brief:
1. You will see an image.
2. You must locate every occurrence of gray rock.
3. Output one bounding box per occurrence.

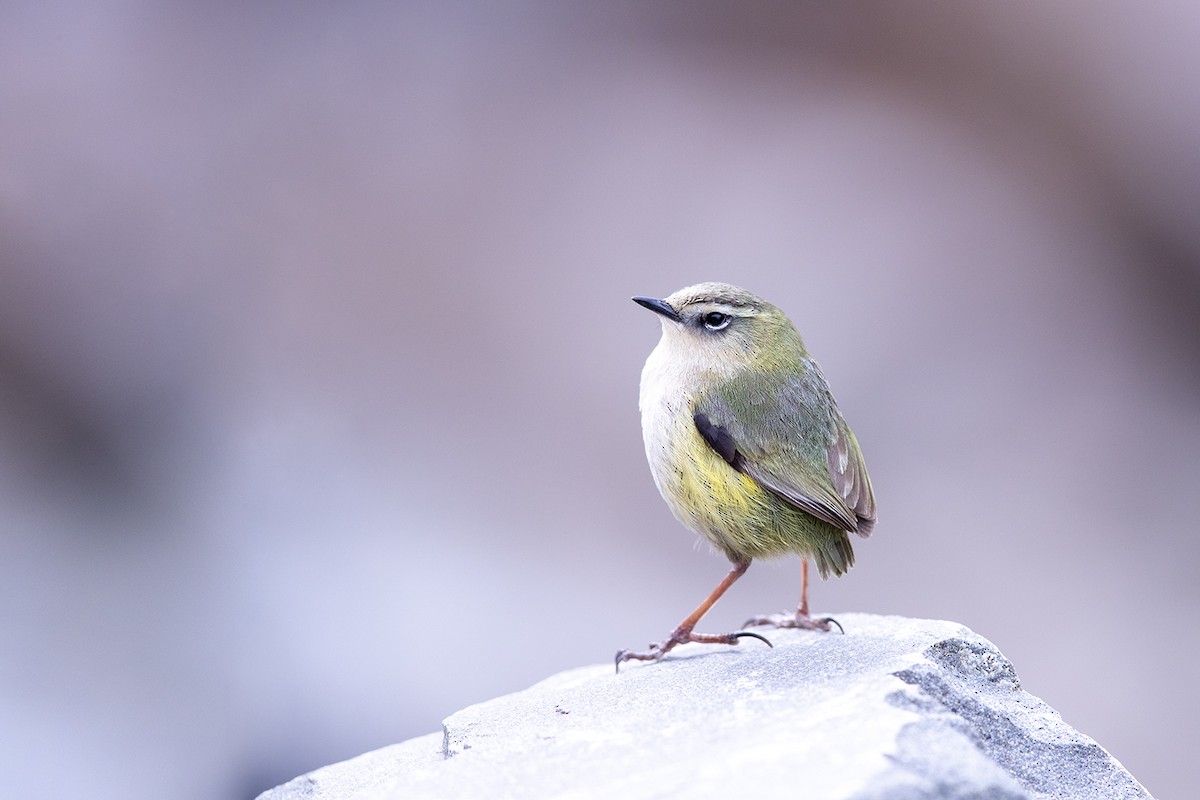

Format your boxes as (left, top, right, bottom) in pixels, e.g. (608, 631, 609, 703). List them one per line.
(257, 614, 1151, 800)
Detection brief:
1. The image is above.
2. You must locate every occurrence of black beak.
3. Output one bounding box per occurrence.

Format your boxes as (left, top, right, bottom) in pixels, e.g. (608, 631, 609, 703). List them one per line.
(632, 296, 681, 322)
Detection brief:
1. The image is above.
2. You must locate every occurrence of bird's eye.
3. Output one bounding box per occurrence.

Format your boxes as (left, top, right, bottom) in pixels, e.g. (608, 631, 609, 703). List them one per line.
(702, 312, 731, 331)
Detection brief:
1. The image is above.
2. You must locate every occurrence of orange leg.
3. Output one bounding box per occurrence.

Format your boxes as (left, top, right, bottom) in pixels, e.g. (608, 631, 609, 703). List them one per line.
(798, 559, 811, 617)
(742, 559, 843, 634)
(615, 559, 771, 671)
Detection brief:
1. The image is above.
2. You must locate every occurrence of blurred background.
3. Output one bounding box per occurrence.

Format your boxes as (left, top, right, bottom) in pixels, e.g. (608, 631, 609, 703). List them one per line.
(1, 2, 1197, 798)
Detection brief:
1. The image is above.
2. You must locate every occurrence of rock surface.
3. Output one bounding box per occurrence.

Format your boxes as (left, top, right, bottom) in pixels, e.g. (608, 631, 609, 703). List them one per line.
(257, 614, 1152, 800)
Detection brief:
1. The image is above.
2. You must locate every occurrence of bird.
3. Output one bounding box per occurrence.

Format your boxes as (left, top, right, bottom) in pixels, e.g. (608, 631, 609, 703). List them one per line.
(616, 282, 876, 669)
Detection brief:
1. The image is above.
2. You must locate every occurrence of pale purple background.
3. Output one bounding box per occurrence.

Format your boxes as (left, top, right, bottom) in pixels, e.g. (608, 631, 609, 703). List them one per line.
(2, 3, 1197, 798)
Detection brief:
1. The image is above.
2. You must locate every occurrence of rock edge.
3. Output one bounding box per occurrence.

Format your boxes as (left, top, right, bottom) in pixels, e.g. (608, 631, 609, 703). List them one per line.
(258, 614, 1152, 800)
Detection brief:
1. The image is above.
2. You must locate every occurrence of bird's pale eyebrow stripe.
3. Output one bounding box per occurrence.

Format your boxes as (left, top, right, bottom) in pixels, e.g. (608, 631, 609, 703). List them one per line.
(689, 302, 746, 316)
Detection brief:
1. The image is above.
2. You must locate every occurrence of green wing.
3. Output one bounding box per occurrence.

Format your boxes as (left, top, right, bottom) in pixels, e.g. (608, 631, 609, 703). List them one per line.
(694, 360, 876, 537)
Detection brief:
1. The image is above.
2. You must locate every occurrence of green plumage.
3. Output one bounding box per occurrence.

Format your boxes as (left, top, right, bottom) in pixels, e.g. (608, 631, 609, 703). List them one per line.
(617, 281, 878, 669)
(638, 282, 875, 579)
(695, 364, 870, 577)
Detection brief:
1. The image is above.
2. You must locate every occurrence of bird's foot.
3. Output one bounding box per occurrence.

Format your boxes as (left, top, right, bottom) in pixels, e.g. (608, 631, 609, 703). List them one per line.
(615, 626, 772, 672)
(742, 612, 844, 634)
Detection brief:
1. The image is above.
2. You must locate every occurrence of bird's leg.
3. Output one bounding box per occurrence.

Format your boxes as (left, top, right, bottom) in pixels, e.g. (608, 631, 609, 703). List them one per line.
(799, 557, 811, 617)
(743, 559, 843, 633)
(615, 559, 772, 671)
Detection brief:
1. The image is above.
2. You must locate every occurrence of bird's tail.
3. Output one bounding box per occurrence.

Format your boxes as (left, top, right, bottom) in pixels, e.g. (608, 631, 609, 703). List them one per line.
(813, 531, 855, 579)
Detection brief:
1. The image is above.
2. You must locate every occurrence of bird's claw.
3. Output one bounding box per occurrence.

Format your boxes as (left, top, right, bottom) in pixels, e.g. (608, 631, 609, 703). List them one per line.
(731, 630, 774, 647)
(742, 612, 844, 634)
(615, 628, 772, 672)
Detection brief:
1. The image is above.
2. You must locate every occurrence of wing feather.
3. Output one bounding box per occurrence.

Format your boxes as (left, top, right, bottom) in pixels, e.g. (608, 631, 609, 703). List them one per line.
(693, 361, 875, 537)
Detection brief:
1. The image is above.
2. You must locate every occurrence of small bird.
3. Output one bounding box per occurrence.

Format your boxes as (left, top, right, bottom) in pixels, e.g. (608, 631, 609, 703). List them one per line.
(616, 282, 876, 669)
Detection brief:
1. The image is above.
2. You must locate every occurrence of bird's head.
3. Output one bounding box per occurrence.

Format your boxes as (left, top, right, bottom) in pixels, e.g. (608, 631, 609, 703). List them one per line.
(633, 282, 806, 374)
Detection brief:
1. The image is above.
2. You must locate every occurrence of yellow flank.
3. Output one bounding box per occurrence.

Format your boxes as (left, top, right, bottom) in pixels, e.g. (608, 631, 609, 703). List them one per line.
(658, 420, 833, 563)
(686, 451, 762, 515)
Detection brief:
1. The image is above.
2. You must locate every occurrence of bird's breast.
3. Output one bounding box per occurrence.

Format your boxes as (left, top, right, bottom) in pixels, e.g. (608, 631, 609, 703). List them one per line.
(638, 345, 769, 550)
